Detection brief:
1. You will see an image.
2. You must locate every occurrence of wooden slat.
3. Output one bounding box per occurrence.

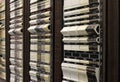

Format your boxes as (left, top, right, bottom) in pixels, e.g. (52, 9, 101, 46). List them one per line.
(53, 0, 63, 81)
(5, 0, 10, 81)
(23, 0, 30, 82)
(107, 0, 119, 82)
(102, 0, 107, 82)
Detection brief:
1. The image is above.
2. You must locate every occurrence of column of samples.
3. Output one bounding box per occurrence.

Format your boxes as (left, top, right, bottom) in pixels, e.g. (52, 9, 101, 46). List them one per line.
(8, 0, 23, 82)
(0, 0, 6, 80)
(61, 0, 102, 82)
(28, 0, 52, 82)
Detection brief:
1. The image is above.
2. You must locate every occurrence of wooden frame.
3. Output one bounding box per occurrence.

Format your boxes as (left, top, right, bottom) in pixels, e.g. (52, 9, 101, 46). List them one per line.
(53, 0, 63, 81)
(102, 0, 107, 82)
(5, 0, 10, 81)
(107, 0, 119, 82)
(23, 0, 30, 82)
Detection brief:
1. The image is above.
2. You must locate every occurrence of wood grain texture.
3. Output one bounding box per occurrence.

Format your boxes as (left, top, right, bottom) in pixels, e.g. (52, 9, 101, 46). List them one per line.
(5, 0, 10, 81)
(102, 0, 107, 82)
(53, 0, 63, 82)
(107, 0, 119, 82)
(23, 0, 30, 82)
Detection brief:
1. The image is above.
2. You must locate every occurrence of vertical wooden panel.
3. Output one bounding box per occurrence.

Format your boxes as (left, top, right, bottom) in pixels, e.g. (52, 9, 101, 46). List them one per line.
(107, 0, 119, 82)
(23, 0, 30, 82)
(5, 0, 10, 82)
(102, 0, 107, 82)
(53, 0, 63, 81)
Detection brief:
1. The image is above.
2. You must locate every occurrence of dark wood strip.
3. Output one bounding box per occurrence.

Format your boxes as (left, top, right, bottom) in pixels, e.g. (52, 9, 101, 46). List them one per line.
(107, 0, 119, 82)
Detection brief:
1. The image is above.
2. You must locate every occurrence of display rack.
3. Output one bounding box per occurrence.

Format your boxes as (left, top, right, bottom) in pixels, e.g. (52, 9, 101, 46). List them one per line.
(60, 0, 102, 82)
(4, 0, 119, 82)
(5, 0, 63, 82)
(8, 0, 24, 82)
(0, 0, 6, 80)
(28, 0, 53, 82)
(5, 0, 30, 82)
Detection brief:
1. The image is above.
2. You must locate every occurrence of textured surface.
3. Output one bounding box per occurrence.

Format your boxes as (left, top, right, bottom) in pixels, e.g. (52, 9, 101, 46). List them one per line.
(0, 78, 5, 82)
